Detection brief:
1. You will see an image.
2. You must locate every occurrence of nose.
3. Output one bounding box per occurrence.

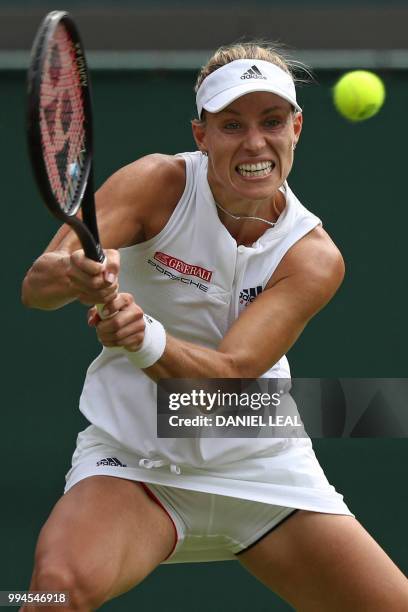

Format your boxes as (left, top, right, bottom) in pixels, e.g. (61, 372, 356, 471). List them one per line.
(243, 126, 267, 154)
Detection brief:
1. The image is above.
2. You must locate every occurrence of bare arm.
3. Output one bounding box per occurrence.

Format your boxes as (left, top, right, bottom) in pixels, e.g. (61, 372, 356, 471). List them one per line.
(95, 227, 345, 379)
(21, 155, 185, 310)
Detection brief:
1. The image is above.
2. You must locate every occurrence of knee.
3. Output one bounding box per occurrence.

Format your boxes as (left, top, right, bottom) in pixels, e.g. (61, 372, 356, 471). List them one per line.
(32, 557, 108, 611)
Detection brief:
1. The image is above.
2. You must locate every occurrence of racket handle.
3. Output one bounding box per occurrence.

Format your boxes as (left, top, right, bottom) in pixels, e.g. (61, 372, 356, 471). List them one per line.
(96, 303, 106, 319)
(94, 253, 117, 319)
(96, 302, 117, 321)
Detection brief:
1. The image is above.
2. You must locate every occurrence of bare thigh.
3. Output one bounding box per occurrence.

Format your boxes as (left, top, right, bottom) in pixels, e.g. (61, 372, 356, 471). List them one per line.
(238, 510, 408, 611)
(24, 475, 176, 611)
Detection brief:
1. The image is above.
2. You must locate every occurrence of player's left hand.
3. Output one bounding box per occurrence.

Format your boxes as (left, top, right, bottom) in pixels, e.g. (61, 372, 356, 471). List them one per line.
(88, 293, 146, 351)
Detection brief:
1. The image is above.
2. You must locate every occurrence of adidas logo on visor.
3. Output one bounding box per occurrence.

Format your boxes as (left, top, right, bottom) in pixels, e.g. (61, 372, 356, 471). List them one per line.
(240, 65, 267, 80)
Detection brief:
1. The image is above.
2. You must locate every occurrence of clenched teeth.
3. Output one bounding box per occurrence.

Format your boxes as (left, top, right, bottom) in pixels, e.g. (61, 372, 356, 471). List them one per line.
(236, 161, 274, 177)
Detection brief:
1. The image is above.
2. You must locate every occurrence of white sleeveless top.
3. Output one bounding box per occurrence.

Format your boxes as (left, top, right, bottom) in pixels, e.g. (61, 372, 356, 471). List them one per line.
(77, 152, 350, 513)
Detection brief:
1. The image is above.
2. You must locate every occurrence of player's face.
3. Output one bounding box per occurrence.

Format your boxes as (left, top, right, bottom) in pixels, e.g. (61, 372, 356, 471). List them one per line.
(193, 92, 302, 206)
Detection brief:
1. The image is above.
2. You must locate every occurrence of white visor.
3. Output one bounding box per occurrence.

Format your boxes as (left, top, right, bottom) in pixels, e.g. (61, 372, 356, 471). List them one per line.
(196, 58, 302, 118)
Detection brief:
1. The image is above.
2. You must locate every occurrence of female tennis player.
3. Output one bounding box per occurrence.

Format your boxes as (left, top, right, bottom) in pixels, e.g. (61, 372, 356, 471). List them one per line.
(22, 43, 408, 611)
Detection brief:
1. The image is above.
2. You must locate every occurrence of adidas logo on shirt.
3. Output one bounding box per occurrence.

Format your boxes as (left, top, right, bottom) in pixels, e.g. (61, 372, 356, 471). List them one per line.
(96, 457, 127, 467)
(239, 286, 263, 305)
(240, 65, 267, 80)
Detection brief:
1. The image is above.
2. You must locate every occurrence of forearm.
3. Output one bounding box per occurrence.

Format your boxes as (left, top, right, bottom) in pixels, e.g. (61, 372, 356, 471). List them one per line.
(21, 251, 77, 310)
(142, 334, 238, 381)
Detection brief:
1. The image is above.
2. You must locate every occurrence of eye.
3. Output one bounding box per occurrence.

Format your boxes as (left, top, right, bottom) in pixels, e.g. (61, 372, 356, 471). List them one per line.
(264, 118, 283, 128)
(223, 121, 241, 130)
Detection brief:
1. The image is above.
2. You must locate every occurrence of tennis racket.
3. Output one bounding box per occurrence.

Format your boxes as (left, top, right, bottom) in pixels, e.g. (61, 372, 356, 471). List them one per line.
(27, 10, 105, 265)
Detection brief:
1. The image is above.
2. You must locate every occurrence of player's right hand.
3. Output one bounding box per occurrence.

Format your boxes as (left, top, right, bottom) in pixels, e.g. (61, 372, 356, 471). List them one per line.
(68, 248, 120, 306)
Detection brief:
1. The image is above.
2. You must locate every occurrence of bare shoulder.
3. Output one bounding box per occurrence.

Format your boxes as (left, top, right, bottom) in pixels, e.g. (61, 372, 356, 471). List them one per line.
(99, 154, 185, 202)
(95, 153, 186, 247)
(267, 225, 345, 302)
(44, 154, 186, 253)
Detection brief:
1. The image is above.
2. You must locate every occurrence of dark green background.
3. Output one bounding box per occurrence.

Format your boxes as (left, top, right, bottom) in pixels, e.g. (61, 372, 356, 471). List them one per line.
(3, 68, 408, 609)
(5, 0, 407, 7)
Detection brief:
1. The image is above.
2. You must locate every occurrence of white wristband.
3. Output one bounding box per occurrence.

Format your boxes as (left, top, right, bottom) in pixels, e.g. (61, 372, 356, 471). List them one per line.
(125, 314, 166, 369)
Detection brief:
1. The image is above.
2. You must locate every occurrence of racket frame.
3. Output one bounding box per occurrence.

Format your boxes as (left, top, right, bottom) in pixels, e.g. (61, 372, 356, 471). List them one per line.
(27, 10, 104, 263)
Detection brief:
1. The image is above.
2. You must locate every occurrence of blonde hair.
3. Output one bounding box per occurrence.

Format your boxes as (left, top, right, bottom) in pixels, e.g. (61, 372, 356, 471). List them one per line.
(194, 41, 311, 93)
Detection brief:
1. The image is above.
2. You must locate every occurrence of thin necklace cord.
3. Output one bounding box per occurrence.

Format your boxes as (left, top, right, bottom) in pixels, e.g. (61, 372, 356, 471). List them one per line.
(214, 198, 281, 228)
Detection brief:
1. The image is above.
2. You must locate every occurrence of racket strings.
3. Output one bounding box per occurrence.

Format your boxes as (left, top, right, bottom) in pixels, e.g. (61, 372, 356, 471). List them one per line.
(40, 23, 87, 214)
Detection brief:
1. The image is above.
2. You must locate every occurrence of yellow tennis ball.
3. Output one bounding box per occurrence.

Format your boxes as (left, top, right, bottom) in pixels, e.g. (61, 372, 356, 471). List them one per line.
(333, 70, 385, 122)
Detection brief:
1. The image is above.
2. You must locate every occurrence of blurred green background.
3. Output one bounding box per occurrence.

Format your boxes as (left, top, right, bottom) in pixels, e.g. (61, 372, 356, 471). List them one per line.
(3, 66, 408, 610)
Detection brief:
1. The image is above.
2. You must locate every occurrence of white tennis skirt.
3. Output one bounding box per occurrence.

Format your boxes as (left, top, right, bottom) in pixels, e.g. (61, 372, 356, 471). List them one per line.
(64, 424, 353, 562)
